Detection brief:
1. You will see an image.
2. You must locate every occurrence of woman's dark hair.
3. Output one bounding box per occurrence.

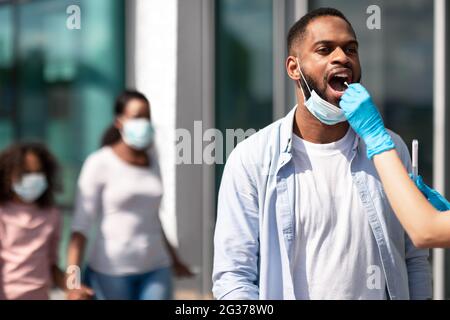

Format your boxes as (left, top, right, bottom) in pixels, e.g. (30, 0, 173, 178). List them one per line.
(0, 142, 61, 208)
(101, 90, 150, 147)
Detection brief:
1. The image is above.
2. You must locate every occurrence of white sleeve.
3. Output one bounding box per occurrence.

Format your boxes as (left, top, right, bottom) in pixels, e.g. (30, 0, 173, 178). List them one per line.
(71, 153, 104, 237)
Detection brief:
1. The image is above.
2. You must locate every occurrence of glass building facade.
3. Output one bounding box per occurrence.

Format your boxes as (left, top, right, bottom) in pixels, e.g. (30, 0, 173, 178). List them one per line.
(1, 0, 450, 299)
(0, 0, 125, 206)
(0, 0, 125, 268)
(215, 0, 274, 192)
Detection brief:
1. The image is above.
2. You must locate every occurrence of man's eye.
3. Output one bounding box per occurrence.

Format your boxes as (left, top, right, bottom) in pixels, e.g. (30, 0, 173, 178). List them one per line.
(317, 47, 331, 54)
(346, 47, 358, 54)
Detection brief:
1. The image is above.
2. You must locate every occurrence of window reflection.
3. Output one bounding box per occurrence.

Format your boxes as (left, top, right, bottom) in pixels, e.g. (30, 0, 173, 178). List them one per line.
(215, 0, 274, 191)
(0, 0, 125, 207)
(0, 6, 14, 148)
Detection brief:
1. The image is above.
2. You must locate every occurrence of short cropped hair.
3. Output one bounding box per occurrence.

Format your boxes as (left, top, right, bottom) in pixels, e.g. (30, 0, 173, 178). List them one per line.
(287, 7, 355, 54)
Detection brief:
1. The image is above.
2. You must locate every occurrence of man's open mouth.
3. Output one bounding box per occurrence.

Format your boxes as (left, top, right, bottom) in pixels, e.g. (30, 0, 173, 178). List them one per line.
(327, 69, 353, 98)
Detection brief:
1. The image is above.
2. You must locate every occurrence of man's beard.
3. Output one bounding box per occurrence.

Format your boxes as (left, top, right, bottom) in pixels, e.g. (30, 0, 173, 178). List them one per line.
(298, 71, 326, 101)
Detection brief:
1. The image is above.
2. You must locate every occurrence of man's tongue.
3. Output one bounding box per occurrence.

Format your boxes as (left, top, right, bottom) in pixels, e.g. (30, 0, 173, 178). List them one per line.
(329, 76, 346, 92)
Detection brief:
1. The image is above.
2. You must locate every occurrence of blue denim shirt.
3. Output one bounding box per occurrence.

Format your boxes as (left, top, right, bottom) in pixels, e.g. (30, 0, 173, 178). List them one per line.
(213, 106, 432, 300)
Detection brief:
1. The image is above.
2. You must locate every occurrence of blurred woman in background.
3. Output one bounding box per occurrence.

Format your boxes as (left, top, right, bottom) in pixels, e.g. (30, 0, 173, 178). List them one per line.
(67, 90, 192, 300)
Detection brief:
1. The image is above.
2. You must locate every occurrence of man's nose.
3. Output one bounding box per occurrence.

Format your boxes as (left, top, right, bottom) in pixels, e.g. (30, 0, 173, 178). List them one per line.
(330, 47, 350, 65)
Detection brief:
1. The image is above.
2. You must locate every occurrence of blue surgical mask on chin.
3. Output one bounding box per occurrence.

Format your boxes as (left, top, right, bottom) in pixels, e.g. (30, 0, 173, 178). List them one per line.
(296, 58, 347, 126)
(121, 118, 155, 150)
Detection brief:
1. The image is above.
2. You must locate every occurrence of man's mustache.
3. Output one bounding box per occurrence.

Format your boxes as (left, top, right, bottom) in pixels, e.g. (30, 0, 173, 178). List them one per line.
(299, 68, 362, 101)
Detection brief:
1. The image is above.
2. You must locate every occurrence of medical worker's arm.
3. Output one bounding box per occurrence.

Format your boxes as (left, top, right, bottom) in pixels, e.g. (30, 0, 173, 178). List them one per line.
(340, 83, 450, 248)
(373, 149, 450, 247)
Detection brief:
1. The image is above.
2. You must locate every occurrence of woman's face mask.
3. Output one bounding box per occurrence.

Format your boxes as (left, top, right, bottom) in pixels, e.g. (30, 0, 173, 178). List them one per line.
(296, 58, 347, 126)
(121, 118, 155, 150)
(13, 173, 48, 203)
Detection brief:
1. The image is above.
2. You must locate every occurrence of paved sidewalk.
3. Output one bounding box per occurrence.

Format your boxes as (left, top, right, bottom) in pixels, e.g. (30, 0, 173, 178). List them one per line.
(50, 278, 213, 300)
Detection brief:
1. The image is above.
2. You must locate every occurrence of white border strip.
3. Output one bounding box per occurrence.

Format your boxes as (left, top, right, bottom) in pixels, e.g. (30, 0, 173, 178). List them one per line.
(201, 0, 215, 298)
(273, 0, 287, 120)
(433, 0, 446, 301)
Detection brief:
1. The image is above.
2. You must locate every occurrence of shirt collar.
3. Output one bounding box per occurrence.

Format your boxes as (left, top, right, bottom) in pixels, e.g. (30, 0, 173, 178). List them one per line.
(280, 105, 298, 154)
(279, 104, 361, 155)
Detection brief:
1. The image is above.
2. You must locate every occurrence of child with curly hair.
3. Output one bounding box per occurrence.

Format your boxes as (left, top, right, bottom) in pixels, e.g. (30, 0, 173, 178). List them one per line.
(0, 142, 91, 299)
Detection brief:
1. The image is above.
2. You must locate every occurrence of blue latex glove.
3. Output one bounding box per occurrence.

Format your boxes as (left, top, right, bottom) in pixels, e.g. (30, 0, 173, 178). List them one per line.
(409, 174, 450, 212)
(339, 83, 395, 159)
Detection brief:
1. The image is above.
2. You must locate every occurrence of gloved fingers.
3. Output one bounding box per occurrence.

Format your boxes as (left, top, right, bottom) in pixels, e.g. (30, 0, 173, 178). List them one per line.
(409, 174, 425, 193)
(348, 83, 366, 94)
(341, 88, 360, 102)
(428, 188, 450, 207)
(410, 175, 450, 211)
(339, 94, 356, 104)
(428, 191, 450, 211)
(339, 100, 356, 112)
(347, 84, 372, 102)
(342, 88, 365, 101)
(343, 86, 360, 97)
(338, 102, 350, 112)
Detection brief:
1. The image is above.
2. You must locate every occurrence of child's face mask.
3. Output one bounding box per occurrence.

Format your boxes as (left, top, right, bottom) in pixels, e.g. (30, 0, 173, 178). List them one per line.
(13, 173, 48, 203)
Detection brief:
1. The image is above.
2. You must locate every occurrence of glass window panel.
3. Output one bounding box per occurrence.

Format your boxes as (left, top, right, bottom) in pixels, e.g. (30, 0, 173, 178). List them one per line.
(13, 0, 125, 207)
(0, 0, 125, 270)
(215, 0, 274, 192)
(0, 5, 14, 149)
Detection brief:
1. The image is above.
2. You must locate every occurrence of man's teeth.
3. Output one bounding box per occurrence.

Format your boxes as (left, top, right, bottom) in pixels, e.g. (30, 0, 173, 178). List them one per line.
(334, 75, 348, 80)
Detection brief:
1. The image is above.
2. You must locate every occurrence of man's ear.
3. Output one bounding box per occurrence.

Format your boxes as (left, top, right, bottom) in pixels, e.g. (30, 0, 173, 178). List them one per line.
(286, 56, 301, 81)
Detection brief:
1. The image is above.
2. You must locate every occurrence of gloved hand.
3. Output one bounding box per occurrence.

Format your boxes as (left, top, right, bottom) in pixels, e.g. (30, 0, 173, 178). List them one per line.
(409, 174, 450, 212)
(339, 83, 395, 159)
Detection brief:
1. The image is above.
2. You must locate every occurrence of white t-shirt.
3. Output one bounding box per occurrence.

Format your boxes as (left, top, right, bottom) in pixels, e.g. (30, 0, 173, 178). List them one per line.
(292, 128, 386, 300)
(71, 146, 171, 276)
